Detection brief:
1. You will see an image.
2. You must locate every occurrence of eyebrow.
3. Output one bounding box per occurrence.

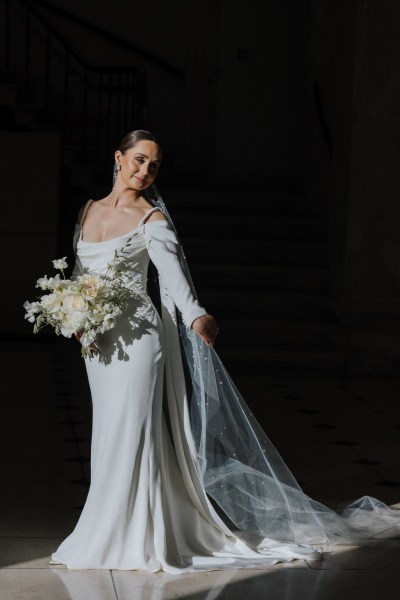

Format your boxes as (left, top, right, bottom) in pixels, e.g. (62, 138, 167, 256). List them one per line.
(135, 152, 160, 163)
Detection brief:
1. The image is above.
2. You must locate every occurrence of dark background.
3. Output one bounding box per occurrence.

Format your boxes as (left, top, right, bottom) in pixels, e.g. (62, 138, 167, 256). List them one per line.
(2, 0, 400, 375)
(1, 2, 400, 569)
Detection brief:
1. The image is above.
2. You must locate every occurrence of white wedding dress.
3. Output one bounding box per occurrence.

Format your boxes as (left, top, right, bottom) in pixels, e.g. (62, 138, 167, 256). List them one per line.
(50, 204, 400, 572)
(50, 206, 322, 572)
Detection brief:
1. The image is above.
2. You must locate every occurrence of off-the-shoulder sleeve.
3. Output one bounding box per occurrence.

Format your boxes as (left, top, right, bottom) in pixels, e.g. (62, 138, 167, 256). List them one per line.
(143, 220, 207, 327)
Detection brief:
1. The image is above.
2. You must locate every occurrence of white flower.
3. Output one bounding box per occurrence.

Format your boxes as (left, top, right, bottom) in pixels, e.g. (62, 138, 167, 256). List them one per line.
(41, 292, 63, 313)
(89, 305, 105, 324)
(49, 274, 63, 289)
(53, 257, 68, 270)
(60, 293, 88, 336)
(36, 274, 62, 291)
(80, 331, 97, 347)
(25, 240, 139, 353)
(62, 293, 88, 315)
(23, 300, 33, 312)
(36, 276, 50, 290)
(61, 313, 85, 337)
(23, 301, 40, 323)
(78, 274, 105, 300)
(102, 314, 116, 331)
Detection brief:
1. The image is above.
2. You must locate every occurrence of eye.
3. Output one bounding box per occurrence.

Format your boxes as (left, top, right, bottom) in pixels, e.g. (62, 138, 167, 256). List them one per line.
(136, 158, 145, 164)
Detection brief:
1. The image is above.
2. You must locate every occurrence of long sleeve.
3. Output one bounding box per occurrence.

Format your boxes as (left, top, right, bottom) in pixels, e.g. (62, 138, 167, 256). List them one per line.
(143, 221, 207, 327)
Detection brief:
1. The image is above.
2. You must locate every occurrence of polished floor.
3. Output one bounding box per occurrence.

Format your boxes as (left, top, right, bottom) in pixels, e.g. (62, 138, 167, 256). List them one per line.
(0, 338, 399, 599)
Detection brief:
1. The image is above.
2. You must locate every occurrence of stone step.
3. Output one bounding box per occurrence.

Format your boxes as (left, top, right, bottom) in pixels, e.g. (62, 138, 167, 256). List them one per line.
(215, 317, 333, 349)
(173, 214, 325, 242)
(198, 290, 333, 319)
(181, 238, 328, 267)
(156, 169, 303, 192)
(158, 188, 308, 216)
(190, 264, 327, 293)
(216, 348, 345, 376)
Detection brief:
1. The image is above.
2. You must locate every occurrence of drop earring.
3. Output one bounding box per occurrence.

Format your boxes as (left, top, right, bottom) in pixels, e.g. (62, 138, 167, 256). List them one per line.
(112, 161, 122, 187)
(112, 162, 118, 187)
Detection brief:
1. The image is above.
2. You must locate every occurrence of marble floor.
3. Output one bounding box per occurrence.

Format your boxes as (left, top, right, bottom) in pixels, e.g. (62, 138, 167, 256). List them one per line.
(0, 338, 399, 599)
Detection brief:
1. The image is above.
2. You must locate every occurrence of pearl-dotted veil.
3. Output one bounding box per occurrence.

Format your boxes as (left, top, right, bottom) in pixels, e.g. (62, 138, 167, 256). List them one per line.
(143, 184, 400, 548)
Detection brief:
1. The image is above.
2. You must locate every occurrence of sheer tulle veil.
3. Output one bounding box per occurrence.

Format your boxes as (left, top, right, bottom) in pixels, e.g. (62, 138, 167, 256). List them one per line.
(143, 183, 400, 548)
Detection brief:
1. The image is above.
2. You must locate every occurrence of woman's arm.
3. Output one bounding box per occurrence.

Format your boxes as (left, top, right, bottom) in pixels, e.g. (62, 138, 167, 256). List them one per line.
(143, 217, 219, 346)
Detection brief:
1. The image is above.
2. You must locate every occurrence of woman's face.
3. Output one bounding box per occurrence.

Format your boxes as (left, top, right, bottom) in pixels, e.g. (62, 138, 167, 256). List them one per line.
(115, 140, 161, 191)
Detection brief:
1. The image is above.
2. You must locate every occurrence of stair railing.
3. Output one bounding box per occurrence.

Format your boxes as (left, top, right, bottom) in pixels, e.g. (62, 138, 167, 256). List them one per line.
(1, 0, 149, 171)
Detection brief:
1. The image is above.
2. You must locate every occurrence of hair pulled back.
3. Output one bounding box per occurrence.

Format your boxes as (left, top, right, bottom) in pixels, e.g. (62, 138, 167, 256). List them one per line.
(117, 130, 162, 158)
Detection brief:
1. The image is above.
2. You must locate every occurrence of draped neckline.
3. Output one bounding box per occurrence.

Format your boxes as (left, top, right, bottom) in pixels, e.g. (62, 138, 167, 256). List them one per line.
(77, 219, 168, 245)
(78, 224, 141, 245)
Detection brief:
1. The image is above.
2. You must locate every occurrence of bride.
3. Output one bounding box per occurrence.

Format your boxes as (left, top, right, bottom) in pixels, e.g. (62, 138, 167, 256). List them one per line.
(50, 130, 400, 573)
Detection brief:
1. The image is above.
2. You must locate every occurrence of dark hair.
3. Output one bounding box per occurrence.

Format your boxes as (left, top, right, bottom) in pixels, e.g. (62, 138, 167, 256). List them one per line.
(117, 129, 162, 159)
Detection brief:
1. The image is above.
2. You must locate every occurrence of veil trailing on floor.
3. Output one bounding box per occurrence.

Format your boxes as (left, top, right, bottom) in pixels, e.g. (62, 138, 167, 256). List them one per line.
(144, 184, 400, 548)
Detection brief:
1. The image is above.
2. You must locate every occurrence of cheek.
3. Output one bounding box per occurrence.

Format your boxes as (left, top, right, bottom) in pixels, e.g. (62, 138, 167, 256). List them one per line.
(125, 158, 137, 171)
(127, 164, 139, 178)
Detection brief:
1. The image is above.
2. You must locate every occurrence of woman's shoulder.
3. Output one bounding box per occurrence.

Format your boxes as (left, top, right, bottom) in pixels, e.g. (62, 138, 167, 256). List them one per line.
(145, 207, 168, 223)
(76, 199, 96, 225)
(76, 197, 109, 223)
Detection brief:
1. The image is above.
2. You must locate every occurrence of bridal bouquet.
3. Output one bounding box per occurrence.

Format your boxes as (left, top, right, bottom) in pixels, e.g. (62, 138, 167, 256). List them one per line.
(23, 254, 136, 358)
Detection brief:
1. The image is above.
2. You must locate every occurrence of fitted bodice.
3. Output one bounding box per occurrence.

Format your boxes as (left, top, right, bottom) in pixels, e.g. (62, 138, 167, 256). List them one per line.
(72, 215, 207, 328)
(76, 225, 150, 294)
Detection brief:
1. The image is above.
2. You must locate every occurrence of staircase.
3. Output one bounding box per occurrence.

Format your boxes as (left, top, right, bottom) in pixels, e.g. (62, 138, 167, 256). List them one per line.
(0, 0, 148, 159)
(0, 0, 150, 266)
(162, 188, 341, 375)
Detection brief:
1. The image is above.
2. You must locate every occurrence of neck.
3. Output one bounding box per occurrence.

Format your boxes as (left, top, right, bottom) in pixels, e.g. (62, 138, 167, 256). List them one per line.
(109, 184, 143, 208)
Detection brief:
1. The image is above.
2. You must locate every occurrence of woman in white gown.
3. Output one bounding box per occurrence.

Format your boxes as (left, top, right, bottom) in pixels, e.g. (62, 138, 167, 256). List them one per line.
(50, 130, 399, 572)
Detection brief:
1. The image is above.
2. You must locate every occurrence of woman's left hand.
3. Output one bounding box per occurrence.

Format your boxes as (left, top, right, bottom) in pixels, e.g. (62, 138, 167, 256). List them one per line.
(191, 314, 220, 347)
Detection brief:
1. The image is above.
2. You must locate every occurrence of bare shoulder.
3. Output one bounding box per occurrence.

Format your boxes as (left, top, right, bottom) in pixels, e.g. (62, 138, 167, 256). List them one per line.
(76, 199, 94, 224)
(146, 209, 168, 223)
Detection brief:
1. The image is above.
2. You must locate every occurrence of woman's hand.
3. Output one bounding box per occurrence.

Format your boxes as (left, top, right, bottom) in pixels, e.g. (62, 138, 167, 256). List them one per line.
(191, 314, 219, 347)
(75, 331, 82, 343)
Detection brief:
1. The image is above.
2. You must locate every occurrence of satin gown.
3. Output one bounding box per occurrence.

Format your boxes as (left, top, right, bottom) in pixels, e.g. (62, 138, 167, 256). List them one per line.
(50, 207, 320, 572)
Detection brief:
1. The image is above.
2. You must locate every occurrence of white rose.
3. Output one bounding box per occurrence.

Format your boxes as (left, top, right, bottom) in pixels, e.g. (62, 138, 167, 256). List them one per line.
(60, 311, 85, 337)
(53, 257, 68, 270)
(62, 293, 88, 314)
(78, 274, 105, 299)
(59, 294, 88, 337)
